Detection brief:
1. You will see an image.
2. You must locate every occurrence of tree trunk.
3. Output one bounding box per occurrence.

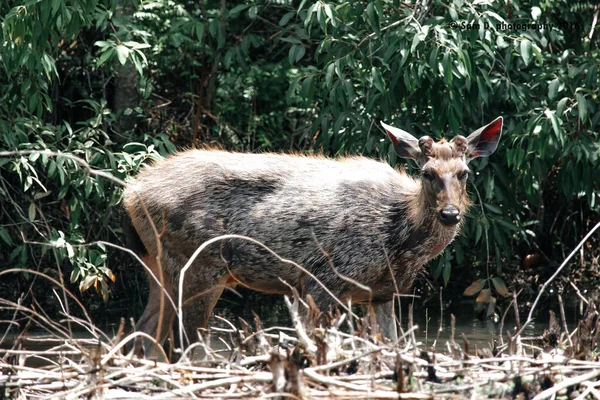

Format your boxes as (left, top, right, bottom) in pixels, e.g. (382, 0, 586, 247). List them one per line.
(113, 0, 139, 134)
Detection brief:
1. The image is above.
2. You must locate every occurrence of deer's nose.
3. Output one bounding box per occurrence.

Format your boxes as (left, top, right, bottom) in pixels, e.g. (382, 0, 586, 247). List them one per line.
(438, 205, 460, 226)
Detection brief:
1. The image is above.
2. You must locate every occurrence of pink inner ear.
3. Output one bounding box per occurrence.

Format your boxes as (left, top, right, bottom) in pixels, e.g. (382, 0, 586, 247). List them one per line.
(385, 130, 399, 145)
(480, 118, 503, 144)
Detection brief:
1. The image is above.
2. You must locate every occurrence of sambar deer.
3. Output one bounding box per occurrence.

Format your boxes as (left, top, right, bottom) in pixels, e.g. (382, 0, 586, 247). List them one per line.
(123, 117, 503, 356)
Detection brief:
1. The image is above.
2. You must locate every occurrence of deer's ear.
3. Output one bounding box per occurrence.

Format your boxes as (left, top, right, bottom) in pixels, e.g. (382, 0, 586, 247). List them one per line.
(381, 121, 421, 159)
(466, 117, 503, 161)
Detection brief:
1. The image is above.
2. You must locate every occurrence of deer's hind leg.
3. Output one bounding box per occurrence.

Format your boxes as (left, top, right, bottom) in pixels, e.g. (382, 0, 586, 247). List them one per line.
(133, 254, 177, 358)
(176, 256, 232, 355)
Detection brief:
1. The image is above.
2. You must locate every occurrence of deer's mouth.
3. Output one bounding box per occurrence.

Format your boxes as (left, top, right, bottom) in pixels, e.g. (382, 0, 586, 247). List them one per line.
(437, 205, 461, 226)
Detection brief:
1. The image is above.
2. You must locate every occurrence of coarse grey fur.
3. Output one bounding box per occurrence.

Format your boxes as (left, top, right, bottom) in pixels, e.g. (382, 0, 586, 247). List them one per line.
(123, 117, 503, 356)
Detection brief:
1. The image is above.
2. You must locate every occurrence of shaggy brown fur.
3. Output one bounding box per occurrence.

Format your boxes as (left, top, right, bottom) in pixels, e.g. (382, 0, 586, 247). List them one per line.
(123, 117, 503, 356)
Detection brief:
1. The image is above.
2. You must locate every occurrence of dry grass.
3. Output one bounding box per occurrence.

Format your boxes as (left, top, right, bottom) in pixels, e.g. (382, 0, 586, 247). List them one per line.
(1, 286, 599, 400)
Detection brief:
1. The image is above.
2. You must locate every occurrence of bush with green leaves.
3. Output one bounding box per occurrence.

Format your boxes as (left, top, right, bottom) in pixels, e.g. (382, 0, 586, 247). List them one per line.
(0, 0, 170, 303)
(0, 113, 163, 300)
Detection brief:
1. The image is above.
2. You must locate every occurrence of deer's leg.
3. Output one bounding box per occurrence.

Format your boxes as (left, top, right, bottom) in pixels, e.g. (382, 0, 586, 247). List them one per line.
(181, 285, 225, 347)
(368, 301, 398, 341)
(302, 275, 399, 341)
(300, 276, 344, 315)
(133, 255, 177, 358)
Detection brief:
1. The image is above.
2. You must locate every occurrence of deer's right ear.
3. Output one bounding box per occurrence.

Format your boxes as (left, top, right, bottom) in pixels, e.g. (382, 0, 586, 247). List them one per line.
(381, 121, 421, 159)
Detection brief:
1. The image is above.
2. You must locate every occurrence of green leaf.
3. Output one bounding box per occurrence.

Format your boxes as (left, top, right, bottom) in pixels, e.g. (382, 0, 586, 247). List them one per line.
(484, 203, 502, 214)
(428, 47, 438, 70)
(410, 32, 421, 54)
(41, 53, 58, 79)
(443, 50, 453, 86)
(248, 5, 257, 19)
(229, 4, 250, 17)
(48, 161, 57, 177)
(545, 109, 563, 145)
(496, 35, 509, 49)
(305, 3, 317, 27)
(195, 23, 205, 43)
(576, 92, 587, 122)
(85, 178, 93, 198)
(288, 45, 305, 64)
(333, 112, 347, 135)
(295, 45, 306, 63)
(94, 40, 112, 49)
(371, 66, 385, 93)
(279, 11, 295, 26)
(0, 227, 13, 246)
(317, 5, 327, 34)
(442, 261, 451, 287)
(323, 3, 335, 26)
(475, 223, 483, 244)
(132, 56, 143, 75)
(343, 79, 355, 104)
(449, 6, 458, 20)
(10, 246, 23, 261)
(115, 45, 129, 65)
(491, 277, 510, 297)
(279, 36, 302, 45)
(556, 97, 569, 116)
(285, 77, 301, 104)
(28, 202, 36, 221)
(70, 267, 80, 284)
(477, 77, 488, 105)
(532, 46, 543, 66)
(366, 3, 379, 36)
(520, 39, 532, 66)
(34, 191, 51, 200)
(548, 78, 559, 101)
(301, 75, 314, 99)
(123, 41, 151, 50)
(455, 243, 464, 264)
(97, 48, 115, 67)
(325, 63, 335, 87)
(495, 218, 519, 232)
(28, 92, 39, 114)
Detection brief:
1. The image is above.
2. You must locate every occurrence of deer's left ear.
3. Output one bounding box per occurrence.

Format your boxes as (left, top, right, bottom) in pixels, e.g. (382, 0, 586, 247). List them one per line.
(466, 117, 503, 162)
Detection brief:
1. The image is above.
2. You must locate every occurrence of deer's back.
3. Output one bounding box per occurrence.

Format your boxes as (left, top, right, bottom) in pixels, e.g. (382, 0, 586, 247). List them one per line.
(123, 150, 421, 295)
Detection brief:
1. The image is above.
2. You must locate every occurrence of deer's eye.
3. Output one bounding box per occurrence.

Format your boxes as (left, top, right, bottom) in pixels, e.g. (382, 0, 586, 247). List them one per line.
(457, 170, 469, 180)
(422, 171, 435, 181)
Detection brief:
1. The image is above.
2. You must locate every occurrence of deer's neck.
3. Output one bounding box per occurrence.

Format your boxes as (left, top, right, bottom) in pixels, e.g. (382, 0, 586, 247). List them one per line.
(388, 182, 461, 263)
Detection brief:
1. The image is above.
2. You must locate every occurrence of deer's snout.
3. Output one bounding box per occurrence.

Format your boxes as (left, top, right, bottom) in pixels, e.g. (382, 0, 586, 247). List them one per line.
(438, 205, 461, 226)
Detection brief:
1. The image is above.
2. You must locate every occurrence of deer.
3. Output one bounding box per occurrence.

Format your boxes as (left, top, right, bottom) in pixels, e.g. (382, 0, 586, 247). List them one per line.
(122, 117, 503, 356)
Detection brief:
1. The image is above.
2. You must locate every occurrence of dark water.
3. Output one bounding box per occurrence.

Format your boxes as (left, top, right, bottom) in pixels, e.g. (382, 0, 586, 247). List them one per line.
(1, 289, 585, 367)
(209, 291, 560, 352)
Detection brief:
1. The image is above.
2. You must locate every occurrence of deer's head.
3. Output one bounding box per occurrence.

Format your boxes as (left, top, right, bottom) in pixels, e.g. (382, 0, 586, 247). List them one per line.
(382, 117, 503, 227)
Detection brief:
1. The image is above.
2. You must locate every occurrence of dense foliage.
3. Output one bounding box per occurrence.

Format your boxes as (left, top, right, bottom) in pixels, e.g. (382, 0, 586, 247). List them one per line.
(1, 0, 598, 317)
